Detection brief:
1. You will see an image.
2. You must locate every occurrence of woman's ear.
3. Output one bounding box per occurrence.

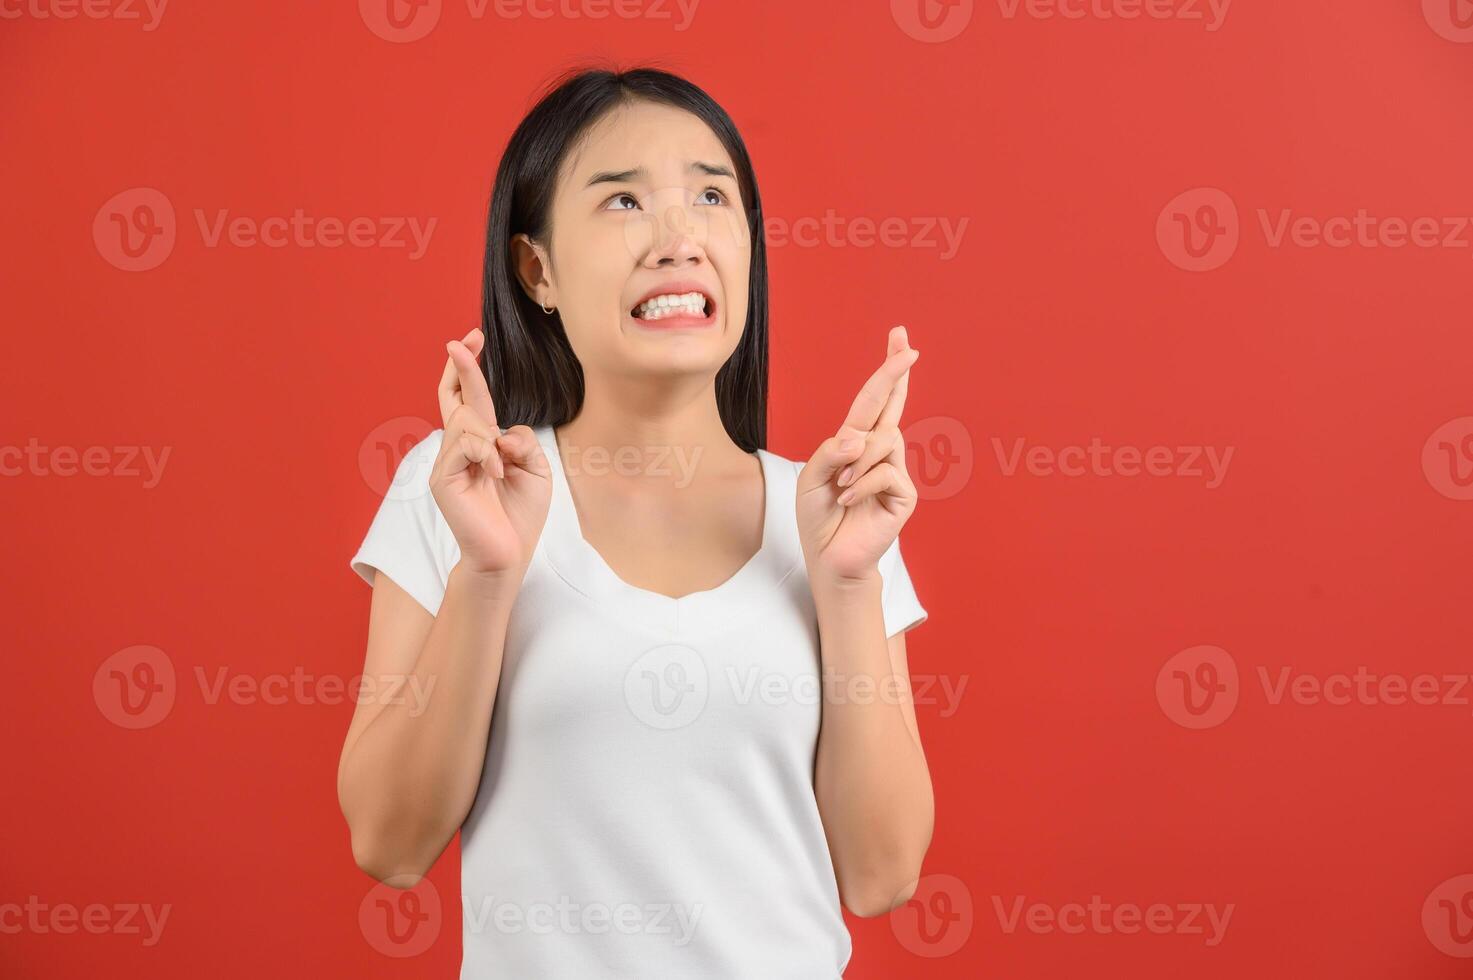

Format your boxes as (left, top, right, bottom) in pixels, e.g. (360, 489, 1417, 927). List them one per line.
(510, 233, 554, 308)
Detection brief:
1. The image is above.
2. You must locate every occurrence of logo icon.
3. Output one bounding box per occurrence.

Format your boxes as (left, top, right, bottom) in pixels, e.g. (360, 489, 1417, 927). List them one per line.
(891, 0, 975, 43)
(1425, 0, 1473, 42)
(93, 645, 176, 729)
(890, 873, 972, 957)
(94, 188, 176, 272)
(1422, 417, 1473, 501)
(1156, 645, 1238, 729)
(1157, 188, 1239, 272)
(620, 186, 751, 266)
(359, 0, 442, 42)
(359, 875, 441, 957)
(624, 644, 708, 730)
(360, 416, 436, 500)
(1424, 874, 1473, 957)
(904, 416, 973, 501)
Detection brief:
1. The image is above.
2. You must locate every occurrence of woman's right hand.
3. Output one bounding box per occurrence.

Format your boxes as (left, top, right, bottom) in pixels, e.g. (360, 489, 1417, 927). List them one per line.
(431, 328, 552, 576)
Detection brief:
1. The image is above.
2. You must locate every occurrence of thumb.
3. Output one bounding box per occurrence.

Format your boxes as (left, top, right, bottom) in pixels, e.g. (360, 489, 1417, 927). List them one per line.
(459, 430, 504, 478)
(494, 426, 551, 478)
(801, 427, 867, 490)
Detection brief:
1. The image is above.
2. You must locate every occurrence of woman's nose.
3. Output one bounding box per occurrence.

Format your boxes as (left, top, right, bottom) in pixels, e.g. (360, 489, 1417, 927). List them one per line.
(639, 197, 708, 266)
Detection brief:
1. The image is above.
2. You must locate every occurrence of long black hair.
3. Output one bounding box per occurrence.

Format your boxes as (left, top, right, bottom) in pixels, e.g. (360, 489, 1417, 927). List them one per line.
(480, 64, 769, 452)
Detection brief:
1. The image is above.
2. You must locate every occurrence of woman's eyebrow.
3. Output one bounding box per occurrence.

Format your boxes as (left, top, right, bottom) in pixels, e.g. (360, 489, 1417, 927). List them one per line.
(584, 161, 736, 188)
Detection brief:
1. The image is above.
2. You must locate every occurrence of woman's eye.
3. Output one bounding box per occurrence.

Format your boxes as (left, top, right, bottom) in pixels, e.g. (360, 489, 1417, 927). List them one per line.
(605, 188, 728, 211)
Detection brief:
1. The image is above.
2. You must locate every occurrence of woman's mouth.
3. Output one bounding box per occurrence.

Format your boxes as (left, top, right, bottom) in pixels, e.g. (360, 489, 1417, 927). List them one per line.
(629, 291, 716, 328)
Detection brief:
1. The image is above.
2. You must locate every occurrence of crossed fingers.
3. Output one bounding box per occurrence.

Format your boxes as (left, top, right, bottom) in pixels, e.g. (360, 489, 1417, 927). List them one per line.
(437, 327, 504, 478)
(835, 326, 918, 490)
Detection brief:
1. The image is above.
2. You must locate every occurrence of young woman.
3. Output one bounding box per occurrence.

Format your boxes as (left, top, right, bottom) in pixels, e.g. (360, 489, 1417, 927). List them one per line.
(339, 66, 933, 978)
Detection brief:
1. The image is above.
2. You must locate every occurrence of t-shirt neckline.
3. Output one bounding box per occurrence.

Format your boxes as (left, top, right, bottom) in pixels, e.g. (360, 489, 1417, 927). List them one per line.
(534, 423, 791, 633)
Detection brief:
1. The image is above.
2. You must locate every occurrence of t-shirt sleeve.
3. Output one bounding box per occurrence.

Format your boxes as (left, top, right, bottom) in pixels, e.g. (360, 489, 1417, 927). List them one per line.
(348, 429, 459, 617)
(878, 534, 928, 638)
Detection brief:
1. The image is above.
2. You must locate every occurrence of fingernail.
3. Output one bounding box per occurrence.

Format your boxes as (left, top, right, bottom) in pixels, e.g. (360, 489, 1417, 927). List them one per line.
(837, 466, 853, 487)
(838, 489, 854, 505)
(839, 438, 862, 454)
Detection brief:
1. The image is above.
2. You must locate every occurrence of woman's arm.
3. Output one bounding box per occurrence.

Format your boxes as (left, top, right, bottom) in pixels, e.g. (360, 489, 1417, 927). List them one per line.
(339, 327, 551, 886)
(336, 562, 524, 884)
(812, 574, 934, 918)
(798, 325, 932, 917)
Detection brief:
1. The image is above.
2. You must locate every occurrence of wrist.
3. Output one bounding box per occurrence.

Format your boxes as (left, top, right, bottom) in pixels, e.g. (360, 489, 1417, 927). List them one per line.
(807, 565, 882, 602)
(449, 559, 528, 598)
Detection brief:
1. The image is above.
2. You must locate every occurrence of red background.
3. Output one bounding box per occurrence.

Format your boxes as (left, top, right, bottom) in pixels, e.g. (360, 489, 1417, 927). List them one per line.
(4, 1, 1473, 976)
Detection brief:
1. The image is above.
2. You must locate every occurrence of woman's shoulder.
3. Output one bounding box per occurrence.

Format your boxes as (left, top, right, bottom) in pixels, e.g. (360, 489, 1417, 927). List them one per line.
(377, 427, 445, 502)
(755, 444, 806, 498)
(757, 443, 804, 472)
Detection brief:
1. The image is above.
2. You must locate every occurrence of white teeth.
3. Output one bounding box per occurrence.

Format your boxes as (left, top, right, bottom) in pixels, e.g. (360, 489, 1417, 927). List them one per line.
(634, 291, 709, 320)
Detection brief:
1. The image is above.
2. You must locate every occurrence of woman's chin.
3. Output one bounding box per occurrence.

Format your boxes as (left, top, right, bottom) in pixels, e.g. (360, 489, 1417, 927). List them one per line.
(624, 332, 734, 373)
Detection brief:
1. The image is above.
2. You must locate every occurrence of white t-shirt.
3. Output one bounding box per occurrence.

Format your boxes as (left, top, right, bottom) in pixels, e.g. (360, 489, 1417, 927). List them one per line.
(349, 423, 928, 979)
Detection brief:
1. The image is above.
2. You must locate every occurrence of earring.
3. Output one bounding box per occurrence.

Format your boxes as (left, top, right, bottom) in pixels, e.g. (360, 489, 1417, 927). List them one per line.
(541, 300, 555, 315)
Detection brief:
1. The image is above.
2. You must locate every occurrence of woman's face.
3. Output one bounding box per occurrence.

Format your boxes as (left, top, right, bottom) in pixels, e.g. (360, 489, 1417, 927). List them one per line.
(517, 100, 752, 383)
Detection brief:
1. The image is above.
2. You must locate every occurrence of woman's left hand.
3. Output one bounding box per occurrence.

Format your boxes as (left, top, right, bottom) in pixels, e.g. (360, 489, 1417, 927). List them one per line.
(797, 325, 921, 583)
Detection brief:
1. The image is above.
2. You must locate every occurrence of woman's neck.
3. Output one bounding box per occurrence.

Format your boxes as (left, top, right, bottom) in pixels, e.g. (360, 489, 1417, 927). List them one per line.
(556, 375, 750, 485)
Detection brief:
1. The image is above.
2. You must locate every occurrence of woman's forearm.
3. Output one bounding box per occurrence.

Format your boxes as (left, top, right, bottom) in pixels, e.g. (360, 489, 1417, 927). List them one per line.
(338, 562, 522, 883)
(811, 572, 935, 917)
